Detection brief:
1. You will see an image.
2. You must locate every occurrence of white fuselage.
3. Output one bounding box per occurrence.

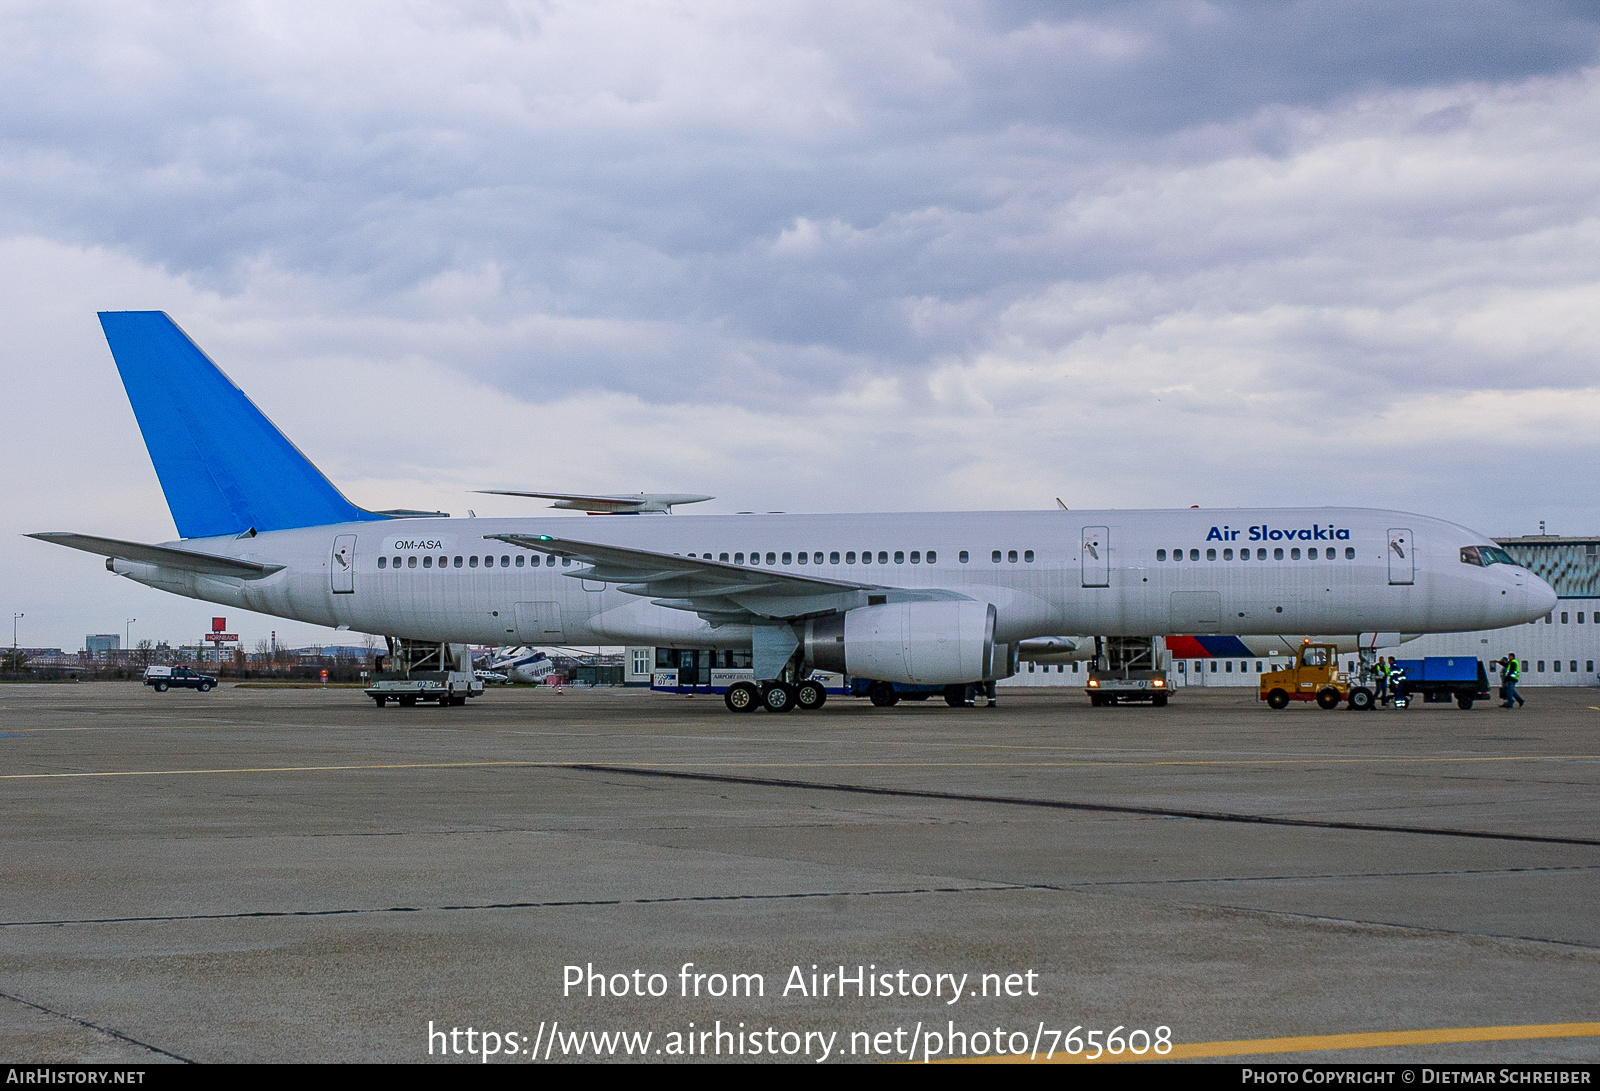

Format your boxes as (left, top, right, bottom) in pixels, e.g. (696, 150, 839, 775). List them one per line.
(109, 507, 1555, 649)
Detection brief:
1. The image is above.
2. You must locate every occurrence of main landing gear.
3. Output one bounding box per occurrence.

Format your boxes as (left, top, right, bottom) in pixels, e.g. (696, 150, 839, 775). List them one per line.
(724, 679, 830, 713)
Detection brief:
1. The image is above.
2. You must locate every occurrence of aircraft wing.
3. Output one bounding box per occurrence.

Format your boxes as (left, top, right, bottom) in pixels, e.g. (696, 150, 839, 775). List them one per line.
(28, 532, 285, 578)
(486, 533, 963, 624)
(476, 491, 713, 514)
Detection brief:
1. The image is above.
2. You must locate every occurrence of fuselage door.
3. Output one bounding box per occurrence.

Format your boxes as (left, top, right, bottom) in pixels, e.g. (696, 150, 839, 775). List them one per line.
(514, 601, 565, 642)
(1081, 526, 1109, 587)
(330, 534, 357, 594)
(1387, 528, 1414, 585)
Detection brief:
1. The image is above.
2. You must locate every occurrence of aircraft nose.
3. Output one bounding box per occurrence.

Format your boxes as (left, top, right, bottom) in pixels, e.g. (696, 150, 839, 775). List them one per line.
(1529, 574, 1558, 618)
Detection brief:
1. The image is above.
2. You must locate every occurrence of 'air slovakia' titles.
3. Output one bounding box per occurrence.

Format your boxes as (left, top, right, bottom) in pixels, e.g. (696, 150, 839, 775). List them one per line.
(1207, 525, 1352, 543)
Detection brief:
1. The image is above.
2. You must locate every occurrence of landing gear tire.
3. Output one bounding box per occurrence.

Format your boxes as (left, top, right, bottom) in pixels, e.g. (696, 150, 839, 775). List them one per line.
(1267, 689, 1290, 710)
(1457, 696, 1475, 710)
(868, 681, 899, 708)
(762, 682, 796, 713)
(724, 682, 759, 712)
(795, 680, 827, 710)
(1315, 688, 1341, 710)
(1347, 687, 1374, 711)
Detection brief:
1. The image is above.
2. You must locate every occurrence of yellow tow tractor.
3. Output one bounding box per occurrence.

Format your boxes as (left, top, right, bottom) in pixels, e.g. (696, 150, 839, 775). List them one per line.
(1259, 640, 1376, 712)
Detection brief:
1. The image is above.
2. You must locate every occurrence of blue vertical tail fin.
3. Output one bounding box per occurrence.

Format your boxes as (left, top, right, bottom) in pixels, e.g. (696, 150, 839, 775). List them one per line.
(98, 311, 383, 539)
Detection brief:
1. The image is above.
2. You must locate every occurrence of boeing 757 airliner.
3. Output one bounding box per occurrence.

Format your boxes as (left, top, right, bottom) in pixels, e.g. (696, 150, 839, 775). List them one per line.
(30, 313, 1556, 712)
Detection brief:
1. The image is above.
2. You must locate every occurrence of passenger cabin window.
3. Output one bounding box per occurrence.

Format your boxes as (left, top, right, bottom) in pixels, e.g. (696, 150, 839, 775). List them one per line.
(423, 556, 433, 568)
(782, 552, 792, 564)
(1157, 549, 1167, 561)
(862, 551, 872, 564)
(469, 556, 478, 568)
(1290, 548, 1301, 560)
(877, 551, 888, 564)
(1206, 549, 1216, 561)
(927, 551, 937, 564)
(378, 556, 387, 568)
(406, 556, 416, 568)
(1023, 550, 1034, 562)
(959, 551, 969, 563)
(1008, 550, 1018, 563)
(562, 558, 571, 567)
(516, 555, 524, 567)
(1274, 548, 1284, 560)
(1344, 547, 1355, 559)
(845, 552, 856, 564)
(766, 552, 776, 565)
(735, 553, 744, 564)
(1189, 549, 1199, 561)
(1222, 548, 1232, 560)
(894, 551, 905, 564)
(910, 551, 921, 564)
(830, 552, 840, 564)
(992, 551, 1002, 563)
(719, 553, 729, 562)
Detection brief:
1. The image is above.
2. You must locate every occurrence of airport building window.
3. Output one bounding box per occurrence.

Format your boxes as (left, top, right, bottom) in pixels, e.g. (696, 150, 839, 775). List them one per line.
(910, 551, 921, 564)
(1554, 660, 1561, 672)
(1176, 662, 1185, 673)
(378, 556, 386, 569)
(845, 552, 856, 564)
(1024, 550, 1034, 562)
(830, 552, 840, 564)
(1573, 661, 1580, 673)
(1257, 661, 1264, 672)
(1345, 547, 1355, 559)
(1225, 661, 1232, 672)
(1588, 660, 1594, 672)
(992, 550, 1002, 563)
(959, 551, 969, 563)
(1546, 613, 1553, 623)
(1537, 661, 1545, 672)
(1072, 662, 1079, 673)
(1274, 548, 1284, 560)
(1207, 548, 1217, 561)
(1028, 662, 1035, 672)
(1578, 612, 1585, 623)
(878, 551, 889, 564)
(1157, 549, 1167, 561)
(1210, 661, 1217, 672)
(895, 551, 905, 564)
(1561, 612, 1568, 623)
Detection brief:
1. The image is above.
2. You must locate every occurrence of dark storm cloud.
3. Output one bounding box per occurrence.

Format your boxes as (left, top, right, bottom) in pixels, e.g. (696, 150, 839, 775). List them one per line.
(2, 0, 1596, 403)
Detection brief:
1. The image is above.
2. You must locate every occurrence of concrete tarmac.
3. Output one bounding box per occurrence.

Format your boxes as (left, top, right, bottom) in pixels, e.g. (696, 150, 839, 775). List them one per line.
(0, 682, 1596, 1064)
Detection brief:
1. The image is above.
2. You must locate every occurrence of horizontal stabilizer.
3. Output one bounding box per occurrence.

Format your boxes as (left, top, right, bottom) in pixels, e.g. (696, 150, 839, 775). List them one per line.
(98, 311, 384, 538)
(28, 532, 284, 578)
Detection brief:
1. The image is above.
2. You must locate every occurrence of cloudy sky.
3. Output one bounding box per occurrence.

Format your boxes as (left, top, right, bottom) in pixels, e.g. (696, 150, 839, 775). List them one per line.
(4, 0, 1599, 650)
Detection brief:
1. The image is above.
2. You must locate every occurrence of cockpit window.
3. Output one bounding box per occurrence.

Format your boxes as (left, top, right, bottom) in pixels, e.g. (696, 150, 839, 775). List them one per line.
(1462, 545, 1516, 567)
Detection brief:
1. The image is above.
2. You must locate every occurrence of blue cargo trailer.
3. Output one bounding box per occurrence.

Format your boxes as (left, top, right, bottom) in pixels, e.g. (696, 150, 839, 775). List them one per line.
(1390, 657, 1492, 709)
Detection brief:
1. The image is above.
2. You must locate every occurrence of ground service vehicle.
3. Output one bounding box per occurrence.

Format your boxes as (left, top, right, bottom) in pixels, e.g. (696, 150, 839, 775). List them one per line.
(1086, 636, 1169, 706)
(1260, 642, 1372, 711)
(1391, 657, 1492, 710)
(365, 639, 484, 707)
(142, 665, 216, 692)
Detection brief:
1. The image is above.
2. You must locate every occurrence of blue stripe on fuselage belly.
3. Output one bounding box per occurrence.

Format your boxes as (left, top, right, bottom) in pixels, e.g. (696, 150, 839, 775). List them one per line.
(1196, 636, 1253, 658)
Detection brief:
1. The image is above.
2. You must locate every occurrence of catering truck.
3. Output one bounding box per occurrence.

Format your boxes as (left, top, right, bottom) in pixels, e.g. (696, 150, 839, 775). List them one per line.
(365, 639, 483, 707)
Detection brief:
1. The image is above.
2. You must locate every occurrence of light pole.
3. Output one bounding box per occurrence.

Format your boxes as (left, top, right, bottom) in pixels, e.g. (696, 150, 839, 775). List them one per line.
(10, 613, 21, 673)
(126, 619, 136, 666)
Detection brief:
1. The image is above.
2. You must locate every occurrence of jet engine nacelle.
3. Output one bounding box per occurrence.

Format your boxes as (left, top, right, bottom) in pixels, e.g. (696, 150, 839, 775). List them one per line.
(803, 601, 1009, 684)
